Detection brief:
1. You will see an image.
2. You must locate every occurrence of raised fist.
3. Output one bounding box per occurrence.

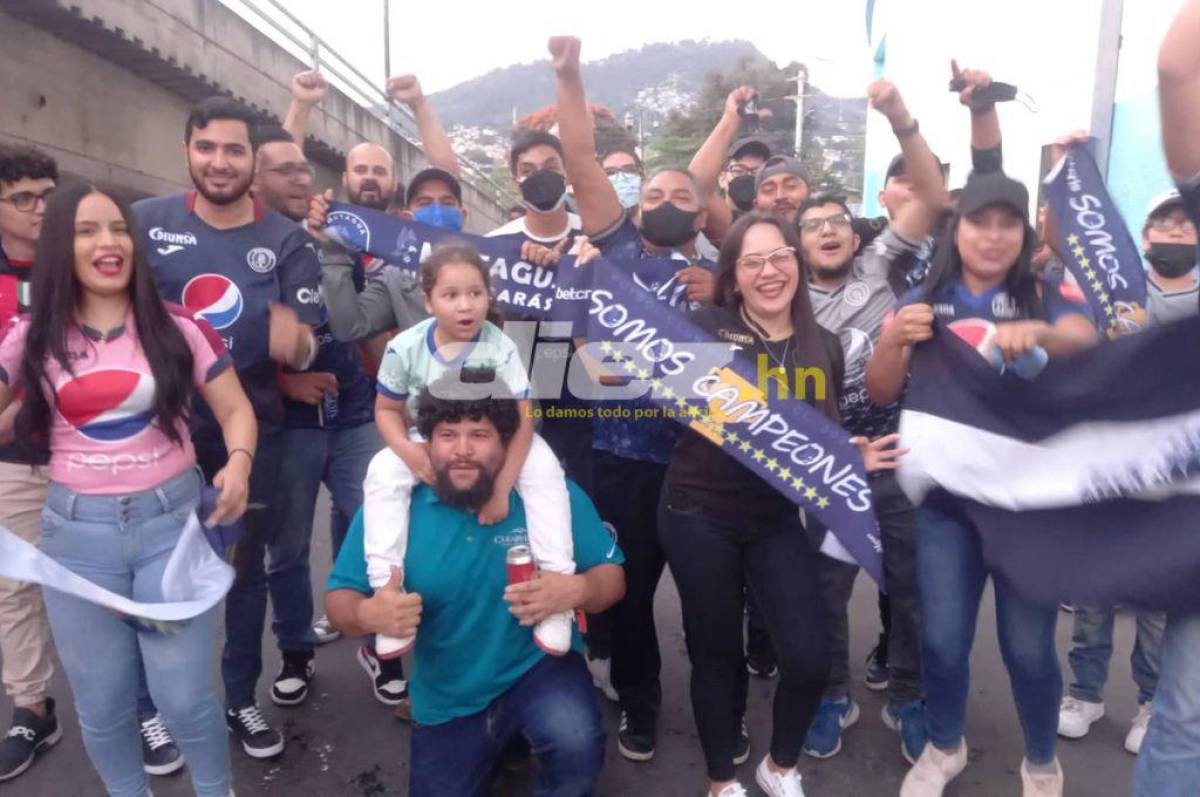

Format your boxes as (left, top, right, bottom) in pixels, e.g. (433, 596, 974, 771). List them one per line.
(548, 36, 582, 75)
(950, 59, 992, 108)
(386, 74, 425, 109)
(724, 86, 758, 120)
(867, 79, 909, 125)
(292, 69, 328, 105)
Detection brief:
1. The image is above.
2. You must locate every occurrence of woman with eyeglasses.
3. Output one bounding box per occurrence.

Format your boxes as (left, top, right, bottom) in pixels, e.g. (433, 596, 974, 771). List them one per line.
(657, 211, 845, 797)
(0, 183, 256, 797)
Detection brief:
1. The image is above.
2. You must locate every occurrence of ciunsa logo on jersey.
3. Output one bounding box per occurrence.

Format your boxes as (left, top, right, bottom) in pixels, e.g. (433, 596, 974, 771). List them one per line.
(58, 369, 156, 443)
(182, 274, 243, 330)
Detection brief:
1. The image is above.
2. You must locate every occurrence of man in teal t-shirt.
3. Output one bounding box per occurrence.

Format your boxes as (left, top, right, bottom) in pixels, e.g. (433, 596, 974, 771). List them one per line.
(325, 382, 624, 797)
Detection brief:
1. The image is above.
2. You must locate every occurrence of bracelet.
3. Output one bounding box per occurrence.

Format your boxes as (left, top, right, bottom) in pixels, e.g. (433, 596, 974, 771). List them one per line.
(229, 448, 254, 465)
(892, 118, 919, 138)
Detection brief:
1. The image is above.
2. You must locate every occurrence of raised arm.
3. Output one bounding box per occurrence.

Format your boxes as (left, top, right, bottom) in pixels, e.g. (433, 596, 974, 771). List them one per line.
(1159, 0, 1200, 179)
(689, 87, 756, 197)
(283, 69, 329, 143)
(951, 60, 1003, 174)
(868, 78, 950, 234)
(549, 36, 624, 236)
(387, 74, 461, 178)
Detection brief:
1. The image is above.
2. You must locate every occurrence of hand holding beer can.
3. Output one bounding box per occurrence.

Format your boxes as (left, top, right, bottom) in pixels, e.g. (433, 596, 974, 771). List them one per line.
(506, 545, 536, 585)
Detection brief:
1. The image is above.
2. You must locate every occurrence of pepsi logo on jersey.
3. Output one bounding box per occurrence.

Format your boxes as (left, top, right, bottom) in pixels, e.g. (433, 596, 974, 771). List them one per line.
(182, 274, 244, 331)
(57, 368, 156, 443)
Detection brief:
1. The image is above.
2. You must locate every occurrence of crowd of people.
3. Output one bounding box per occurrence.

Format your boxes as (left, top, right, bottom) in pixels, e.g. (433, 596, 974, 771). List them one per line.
(0, 4, 1199, 796)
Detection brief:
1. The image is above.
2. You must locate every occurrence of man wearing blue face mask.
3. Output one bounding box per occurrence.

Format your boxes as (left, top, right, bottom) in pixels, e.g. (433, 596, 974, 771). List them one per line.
(601, 146, 644, 211)
(407, 167, 467, 232)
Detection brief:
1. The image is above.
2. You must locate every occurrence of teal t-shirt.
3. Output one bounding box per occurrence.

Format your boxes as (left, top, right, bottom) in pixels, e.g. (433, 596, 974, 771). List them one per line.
(327, 480, 623, 726)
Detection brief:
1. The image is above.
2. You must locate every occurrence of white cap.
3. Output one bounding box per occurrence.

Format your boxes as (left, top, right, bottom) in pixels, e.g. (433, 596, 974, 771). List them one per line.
(1146, 189, 1184, 220)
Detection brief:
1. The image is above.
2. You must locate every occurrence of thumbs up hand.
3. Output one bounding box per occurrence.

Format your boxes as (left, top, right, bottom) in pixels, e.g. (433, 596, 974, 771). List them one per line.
(358, 566, 423, 639)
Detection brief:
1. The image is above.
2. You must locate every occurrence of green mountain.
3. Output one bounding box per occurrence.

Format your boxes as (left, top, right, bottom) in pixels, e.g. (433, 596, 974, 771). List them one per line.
(428, 39, 769, 127)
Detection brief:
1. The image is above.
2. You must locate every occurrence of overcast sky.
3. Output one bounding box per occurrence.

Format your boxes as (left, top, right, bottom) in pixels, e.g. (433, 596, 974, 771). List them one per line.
(236, 0, 875, 97)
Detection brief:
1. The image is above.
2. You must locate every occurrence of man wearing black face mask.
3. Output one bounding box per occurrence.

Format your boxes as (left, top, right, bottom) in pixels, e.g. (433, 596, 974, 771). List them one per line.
(489, 130, 581, 244)
(552, 34, 719, 764)
(1142, 190, 1199, 325)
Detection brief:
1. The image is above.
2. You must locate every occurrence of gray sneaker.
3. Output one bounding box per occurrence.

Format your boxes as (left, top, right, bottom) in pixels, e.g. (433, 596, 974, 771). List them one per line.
(313, 615, 341, 645)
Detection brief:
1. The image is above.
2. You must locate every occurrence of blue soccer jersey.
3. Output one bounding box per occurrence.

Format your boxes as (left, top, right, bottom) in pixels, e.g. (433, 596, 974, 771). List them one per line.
(134, 192, 323, 431)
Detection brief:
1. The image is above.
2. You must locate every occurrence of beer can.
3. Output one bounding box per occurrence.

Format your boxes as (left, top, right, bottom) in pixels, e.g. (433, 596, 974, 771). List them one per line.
(506, 544, 536, 585)
(318, 390, 339, 427)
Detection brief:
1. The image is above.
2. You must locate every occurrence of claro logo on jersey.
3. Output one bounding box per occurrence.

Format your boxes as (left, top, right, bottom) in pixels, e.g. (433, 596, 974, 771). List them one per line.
(149, 227, 198, 256)
(182, 274, 244, 330)
(296, 286, 323, 306)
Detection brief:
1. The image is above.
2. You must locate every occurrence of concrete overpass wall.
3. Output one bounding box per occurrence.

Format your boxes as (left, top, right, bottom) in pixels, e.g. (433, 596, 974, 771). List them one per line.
(0, 0, 505, 230)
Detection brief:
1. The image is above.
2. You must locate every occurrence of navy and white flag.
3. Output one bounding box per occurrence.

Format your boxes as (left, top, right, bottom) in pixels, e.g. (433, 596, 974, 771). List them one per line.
(897, 317, 1200, 609)
(1044, 142, 1149, 338)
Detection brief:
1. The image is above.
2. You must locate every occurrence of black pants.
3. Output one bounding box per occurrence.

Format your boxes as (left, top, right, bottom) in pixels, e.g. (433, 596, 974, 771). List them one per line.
(591, 451, 667, 723)
(659, 487, 831, 782)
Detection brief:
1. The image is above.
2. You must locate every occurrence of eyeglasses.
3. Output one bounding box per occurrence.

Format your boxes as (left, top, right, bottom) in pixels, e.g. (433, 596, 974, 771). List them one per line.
(1148, 215, 1197, 235)
(725, 163, 756, 177)
(736, 246, 797, 271)
(0, 188, 54, 212)
(262, 164, 316, 180)
(604, 165, 641, 177)
(799, 212, 852, 234)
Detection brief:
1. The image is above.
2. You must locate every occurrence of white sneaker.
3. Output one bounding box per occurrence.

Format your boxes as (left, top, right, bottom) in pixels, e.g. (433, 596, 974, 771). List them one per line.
(312, 614, 340, 644)
(375, 632, 414, 660)
(586, 656, 619, 702)
(900, 740, 968, 797)
(710, 782, 748, 797)
(1125, 703, 1153, 754)
(754, 756, 805, 797)
(1057, 697, 1104, 738)
(533, 610, 572, 656)
(1020, 758, 1063, 797)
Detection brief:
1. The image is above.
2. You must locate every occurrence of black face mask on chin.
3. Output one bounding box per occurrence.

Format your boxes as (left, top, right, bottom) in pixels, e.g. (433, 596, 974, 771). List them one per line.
(519, 170, 567, 213)
(1147, 242, 1198, 279)
(726, 174, 757, 212)
(640, 202, 700, 249)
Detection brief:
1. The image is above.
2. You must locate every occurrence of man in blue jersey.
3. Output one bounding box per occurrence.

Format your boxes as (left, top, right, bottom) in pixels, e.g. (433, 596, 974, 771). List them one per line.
(551, 35, 719, 762)
(324, 382, 624, 797)
(133, 97, 321, 760)
(250, 125, 399, 705)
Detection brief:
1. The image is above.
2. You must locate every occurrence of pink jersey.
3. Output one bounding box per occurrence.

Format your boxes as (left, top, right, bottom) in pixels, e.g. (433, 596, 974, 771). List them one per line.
(0, 304, 232, 494)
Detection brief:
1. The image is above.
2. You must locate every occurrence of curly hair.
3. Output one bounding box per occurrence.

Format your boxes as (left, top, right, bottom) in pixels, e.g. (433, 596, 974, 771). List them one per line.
(415, 376, 520, 444)
(0, 144, 57, 187)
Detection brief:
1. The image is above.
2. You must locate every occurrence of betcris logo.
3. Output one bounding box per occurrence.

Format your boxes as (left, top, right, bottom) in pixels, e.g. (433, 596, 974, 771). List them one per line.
(182, 274, 244, 330)
(58, 369, 156, 443)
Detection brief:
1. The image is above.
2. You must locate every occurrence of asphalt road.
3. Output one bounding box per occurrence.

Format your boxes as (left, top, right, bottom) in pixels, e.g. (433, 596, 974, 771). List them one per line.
(2, 492, 1143, 796)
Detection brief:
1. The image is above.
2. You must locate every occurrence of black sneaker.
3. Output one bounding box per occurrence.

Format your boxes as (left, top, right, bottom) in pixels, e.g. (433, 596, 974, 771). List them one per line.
(357, 645, 408, 706)
(733, 718, 751, 765)
(139, 714, 184, 776)
(864, 643, 889, 692)
(271, 650, 315, 707)
(746, 627, 778, 678)
(0, 699, 62, 782)
(617, 710, 656, 762)
(225, 704, 285, 759)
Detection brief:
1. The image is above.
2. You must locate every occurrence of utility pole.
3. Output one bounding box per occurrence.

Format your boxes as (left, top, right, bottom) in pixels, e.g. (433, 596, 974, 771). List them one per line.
(793, 65, 808, 160)
(383, 0, 391, 81)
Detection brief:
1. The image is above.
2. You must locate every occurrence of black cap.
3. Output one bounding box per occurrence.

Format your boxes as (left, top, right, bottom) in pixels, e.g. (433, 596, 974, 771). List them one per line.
(956, 172, 1029, 220)
(406, 167, 463, 207)
(728, 136, 772, 162)
(754, 155, 808, 193)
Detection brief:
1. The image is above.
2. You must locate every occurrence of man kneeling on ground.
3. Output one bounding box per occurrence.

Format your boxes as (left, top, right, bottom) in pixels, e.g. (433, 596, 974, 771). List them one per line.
(325, 378, 625, 796)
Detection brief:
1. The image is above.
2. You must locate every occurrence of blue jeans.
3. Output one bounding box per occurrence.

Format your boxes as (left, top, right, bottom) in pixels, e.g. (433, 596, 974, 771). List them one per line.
(1134, 611, 1200, 796)
(916, 496, 1062, 764)
(39, 468, 231, 797)
(280, 422, 383, 566)
(409, 652, 605, 797)
(192, 430, 309, 708)
(1068, 605, 1164, 705)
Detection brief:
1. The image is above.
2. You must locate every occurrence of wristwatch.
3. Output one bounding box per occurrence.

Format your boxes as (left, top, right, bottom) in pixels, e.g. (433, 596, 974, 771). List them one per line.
(892, 118, 920, 139)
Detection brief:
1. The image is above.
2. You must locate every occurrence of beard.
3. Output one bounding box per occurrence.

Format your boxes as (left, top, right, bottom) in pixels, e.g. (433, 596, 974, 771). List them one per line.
(190, 163, 253, 206)
(815, 257, 854, 282)
(350, 179, 391, 210)
(433, 461, 498, 512)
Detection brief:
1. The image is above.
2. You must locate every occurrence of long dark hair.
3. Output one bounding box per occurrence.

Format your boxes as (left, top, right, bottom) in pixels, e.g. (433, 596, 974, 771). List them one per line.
(16, 183, 195, 460)
(919, 210, 1042, 318)
(715, 212, 840, 422)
